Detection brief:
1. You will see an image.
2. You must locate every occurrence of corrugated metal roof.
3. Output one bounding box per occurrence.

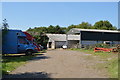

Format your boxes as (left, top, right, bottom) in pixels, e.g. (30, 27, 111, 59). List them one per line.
(67, 28, 120, 34)
(46, 34, 80, 42)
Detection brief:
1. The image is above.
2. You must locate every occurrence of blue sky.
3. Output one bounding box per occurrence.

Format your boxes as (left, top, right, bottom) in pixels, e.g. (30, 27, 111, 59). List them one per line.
(2, 2, 118, 31)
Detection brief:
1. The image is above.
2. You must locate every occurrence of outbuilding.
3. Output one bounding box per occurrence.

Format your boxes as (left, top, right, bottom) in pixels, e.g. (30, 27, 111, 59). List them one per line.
(67, 28, 120, 48)
(46, 34, 80, 49)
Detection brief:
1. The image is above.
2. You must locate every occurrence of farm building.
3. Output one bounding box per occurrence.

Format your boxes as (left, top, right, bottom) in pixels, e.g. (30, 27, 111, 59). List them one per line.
(46, 34, 80, 49)
(67, 28, 120, 48)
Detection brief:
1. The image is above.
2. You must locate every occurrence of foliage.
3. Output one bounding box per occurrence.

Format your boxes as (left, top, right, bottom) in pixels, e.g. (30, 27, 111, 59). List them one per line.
(80, 44, 118, 52)
(95, 44, 115, 48)
(33, 33, 49, 49)
(94, 20, 117, 30)
(108, 58, 118, 78)
(2, 19, 9, 44)
(2, 55, 34, 75)
(47, 25, 65, 34)
(66, 24, 77, 32)
(66, 22, 93, 31)
(26, 20, 118, 48)
(116, 45, 120, 53)
(27, 25, 66, 49)
(77, 22, 92, 29)
(2, 19, 9, 30)
(70, 48, 118, 78)
(2, 19, 9, 35)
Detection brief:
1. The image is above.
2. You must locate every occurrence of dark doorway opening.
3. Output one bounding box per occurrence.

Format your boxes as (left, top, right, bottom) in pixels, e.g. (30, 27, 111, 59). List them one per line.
(49, 42, 52, 48)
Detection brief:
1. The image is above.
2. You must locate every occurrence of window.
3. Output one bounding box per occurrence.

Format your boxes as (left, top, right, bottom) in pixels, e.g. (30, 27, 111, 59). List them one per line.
(18, 37, 29, 44)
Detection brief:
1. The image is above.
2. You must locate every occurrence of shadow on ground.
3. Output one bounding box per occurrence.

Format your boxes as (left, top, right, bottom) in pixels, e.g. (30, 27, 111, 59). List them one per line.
(30, 56, 50, 61)
(2, 72, 52, 80)
(2, 54, 33, 63)
(2, 53, 50, 63)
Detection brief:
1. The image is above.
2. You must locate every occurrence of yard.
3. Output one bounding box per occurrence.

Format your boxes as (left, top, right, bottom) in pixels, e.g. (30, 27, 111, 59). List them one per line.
(70, 48, 119, 78)
(2, 49, 118, 79)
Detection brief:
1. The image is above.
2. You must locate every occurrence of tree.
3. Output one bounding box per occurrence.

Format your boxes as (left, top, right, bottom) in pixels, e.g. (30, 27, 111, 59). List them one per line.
(103, 21, 112, 29)
(77, 22, 92, 29)
(54, 25, 65, 34)
(109, 26, 117, 30)
(27, 25, 66, 49)
(2, 19, 9, 35)
(93, 20, 116, 30)
(67, 24, 77, 32)
(94, 20, 104, 29)
(33, 32, 49, 49)
(47, 25, 56, 33)
(61, 27, 67, 33)
(2, 19, 9, 30)
(47, 25, 65, 34)
(2, 19, 9, 44)
(27, 27, 32, 31)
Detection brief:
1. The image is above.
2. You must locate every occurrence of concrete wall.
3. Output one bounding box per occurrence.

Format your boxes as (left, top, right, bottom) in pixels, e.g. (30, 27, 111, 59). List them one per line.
(47, 40, 120, 49)
(113, 41, 120, 44)
(68, 40, 79, 48)
(81, 41, 103, 45)
(66, 40, 120, 49)
(81, 40, 120, 45)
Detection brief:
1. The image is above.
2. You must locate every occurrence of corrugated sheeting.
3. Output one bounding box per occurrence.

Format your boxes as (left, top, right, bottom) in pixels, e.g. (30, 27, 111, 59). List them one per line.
(67, 28, 120, 34)
(46, 34, 80, 42)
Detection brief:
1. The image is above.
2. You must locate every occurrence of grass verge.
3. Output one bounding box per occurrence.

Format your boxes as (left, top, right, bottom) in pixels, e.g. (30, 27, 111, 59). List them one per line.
(107, 58, 118, 78)
(2, 54, 34, 75)
(2, 50, 46, 75)
(70, 48, 118, 78)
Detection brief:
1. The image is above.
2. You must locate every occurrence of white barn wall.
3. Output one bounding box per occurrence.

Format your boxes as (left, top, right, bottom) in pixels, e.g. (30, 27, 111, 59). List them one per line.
(51, 41, 55, 49)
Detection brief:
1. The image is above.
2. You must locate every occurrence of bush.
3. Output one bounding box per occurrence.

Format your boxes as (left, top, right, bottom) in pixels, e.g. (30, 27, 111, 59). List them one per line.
(83, 45, 95, 50)
(116, 45, 120, 53)
(82, 44, 119, 52)
(95, 44, 117, 48)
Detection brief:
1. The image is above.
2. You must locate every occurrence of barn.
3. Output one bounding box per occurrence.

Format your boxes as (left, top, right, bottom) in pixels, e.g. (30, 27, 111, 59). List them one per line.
(67, 28, 120, 48)
(46, 34, 80, 49)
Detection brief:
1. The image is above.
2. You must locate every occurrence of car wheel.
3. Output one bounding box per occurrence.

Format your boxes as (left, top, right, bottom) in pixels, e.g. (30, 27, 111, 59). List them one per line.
(25, 50, 33, 56)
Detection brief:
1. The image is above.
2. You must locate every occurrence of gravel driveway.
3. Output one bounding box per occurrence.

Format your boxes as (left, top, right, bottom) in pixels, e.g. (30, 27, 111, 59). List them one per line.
(3, 49, 108, 78)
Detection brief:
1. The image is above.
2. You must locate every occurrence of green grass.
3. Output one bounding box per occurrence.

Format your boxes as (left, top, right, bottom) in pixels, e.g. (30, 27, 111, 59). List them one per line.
(2, 54, 34, 75)
(70, 48, 116, 58)
(70, 48, 118, 78)
(107, 58, 118, 78)
(2, 50, 46, 75)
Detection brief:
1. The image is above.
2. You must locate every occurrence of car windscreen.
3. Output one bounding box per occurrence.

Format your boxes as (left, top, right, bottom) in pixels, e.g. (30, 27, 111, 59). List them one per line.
(18, 37, 29, 44)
